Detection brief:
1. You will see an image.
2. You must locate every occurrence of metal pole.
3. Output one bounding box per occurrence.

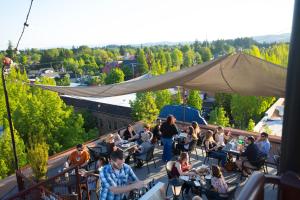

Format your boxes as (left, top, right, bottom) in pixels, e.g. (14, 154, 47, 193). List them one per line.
(2, 58, 19, 170)
(280, 0, 300, 174)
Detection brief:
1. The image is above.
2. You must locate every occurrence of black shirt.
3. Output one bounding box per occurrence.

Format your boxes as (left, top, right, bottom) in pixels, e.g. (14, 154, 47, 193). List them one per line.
(123, 130, 136, 140)
(241, 143, 262, 162)
(152, 125, 161, 138)
(160, 122, 179, 138)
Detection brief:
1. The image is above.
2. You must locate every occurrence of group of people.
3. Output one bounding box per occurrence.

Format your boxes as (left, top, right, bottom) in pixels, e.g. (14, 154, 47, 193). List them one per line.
(63, 118, 272, 200)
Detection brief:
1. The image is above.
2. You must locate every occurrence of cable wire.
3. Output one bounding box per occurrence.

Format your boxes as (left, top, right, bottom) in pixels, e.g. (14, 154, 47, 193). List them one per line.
(15, 0, 34, 51)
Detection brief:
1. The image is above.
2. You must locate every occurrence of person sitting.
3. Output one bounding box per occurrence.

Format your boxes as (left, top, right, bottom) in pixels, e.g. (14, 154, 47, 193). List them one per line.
(151, 119, 162, 144)
(255, 132, 271, 157)
(214, 126, 225, 146)
(171, 152, 195, 195)
(204, 130, 228, 167)
(68, 144, 90, 168)
(178, 126, 198, 152)
(135, 124, 153, 145)
(211, 165, 228, 194)
(236, 136, 265, 176)
(105, 134, 118, 154)
(99, 150, 145, 199)
(224, 131, 232, 144)
(133, 132, 153, 167)
(114, 133, 124, 146)
(122, 124, 136, 141)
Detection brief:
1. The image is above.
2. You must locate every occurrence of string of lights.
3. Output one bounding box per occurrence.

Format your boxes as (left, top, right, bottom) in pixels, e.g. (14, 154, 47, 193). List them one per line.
(15, 0, 34, 51)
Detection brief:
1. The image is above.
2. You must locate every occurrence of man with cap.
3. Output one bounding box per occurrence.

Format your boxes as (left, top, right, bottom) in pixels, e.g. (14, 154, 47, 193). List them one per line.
(68, 144, 90, 167)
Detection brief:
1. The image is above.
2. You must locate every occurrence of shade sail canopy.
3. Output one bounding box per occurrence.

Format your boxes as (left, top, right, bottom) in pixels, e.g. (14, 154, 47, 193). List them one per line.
(35, 53, 287, 97)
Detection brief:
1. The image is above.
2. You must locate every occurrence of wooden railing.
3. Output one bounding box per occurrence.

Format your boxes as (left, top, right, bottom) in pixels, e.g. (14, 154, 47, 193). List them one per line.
(237, 171, 300, 200)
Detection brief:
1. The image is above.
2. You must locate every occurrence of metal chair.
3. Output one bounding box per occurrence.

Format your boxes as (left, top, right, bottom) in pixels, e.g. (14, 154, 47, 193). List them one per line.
(135, 145, 156, 173)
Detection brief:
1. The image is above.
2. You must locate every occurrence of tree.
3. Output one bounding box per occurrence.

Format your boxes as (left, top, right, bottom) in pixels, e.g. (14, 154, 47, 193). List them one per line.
(247, 119, 255, 131)
(165, 52, 172, 70)
(27, 141, 49, 180)
(154, 90, 172, 110)
(55, 75, 70, 86)
(171, 48, 183, 67)
(136, 48, 149, 74)
(130, 92, 159, 124)
(231, 94, 275, 129)
(187, 90, 202, 111)
(209, 107, 230, 127)
(215, 93, 233, 120)
(199, 47, 213, 62)
(157, 49, 167, 69)
(122, 65, 133, 80)
(105, 68, 125, 84)
(172, 89, 183, 105)
(6, 41, 15, 59)
(183, 49, 194, 68)
(194, 52, 203, 64)
(0, 120, 27, 177)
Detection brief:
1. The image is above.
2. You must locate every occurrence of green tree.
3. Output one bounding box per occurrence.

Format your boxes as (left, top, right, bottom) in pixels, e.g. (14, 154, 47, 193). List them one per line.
(171, 48, 183, 67)
(194, 52, 203, 64)
(105, 68, 125, 84)
(209, 107, 230, 127)
(130, 92, 159, 124)
(27, 141, 49, 180)
(157, 49, 167, 69)
(0, 120, 27, 177)
(122, 65, 133, 80)
(183, 49, 194, 68)
(136, 48, 149, 74)
(154, 89, 172, 110)
(165, 52, 172, 70)
(55, 75, 70, 86)
(199, 47, 213, 62)
(187, 90, 202, 111)
(231, 94, 275, 129)
(247, 119, 255, 131)
(172, 89, 183, 105)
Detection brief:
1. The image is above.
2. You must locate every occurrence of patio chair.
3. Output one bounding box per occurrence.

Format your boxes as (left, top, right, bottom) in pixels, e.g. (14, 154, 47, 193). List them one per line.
(203, 146, 221, 166)
(185, 140, 199, 162)
(135, 145, 157, 173)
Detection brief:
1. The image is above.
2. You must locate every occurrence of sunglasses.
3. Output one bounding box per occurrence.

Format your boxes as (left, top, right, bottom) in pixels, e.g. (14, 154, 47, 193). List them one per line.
(77, 149, 83, 151)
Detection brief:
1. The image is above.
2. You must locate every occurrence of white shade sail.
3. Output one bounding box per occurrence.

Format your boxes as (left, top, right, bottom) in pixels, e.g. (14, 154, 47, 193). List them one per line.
(35, 53, 287, 97)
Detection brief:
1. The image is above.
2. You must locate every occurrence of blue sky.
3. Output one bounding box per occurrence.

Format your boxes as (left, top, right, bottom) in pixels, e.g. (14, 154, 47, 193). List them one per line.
(0, 0, 294, 50)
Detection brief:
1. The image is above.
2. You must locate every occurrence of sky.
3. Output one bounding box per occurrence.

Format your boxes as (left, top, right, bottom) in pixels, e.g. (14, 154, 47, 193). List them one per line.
(0, 0, 294, 50)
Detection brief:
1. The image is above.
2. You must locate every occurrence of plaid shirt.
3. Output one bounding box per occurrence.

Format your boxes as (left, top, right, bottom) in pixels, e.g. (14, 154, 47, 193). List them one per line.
(99, 163, 138, 200)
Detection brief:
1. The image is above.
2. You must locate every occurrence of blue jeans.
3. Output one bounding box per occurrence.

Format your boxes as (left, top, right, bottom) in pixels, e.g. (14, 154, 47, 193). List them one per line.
(209, 151, 227, 166)
(161, 137, 173, 162)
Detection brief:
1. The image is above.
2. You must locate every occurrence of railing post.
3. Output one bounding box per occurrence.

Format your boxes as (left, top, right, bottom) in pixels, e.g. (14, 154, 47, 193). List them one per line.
(75, 166, 82, 200)
(16, 170, 25, 192)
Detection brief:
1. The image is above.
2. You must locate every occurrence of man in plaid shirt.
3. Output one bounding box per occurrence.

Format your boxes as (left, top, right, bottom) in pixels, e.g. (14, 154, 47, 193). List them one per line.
(99, 149, 145, 200)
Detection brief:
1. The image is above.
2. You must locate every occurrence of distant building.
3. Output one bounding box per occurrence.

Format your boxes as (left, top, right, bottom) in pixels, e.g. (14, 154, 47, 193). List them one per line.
(102, 61, 122, 74)
(61, 95, 134, 135)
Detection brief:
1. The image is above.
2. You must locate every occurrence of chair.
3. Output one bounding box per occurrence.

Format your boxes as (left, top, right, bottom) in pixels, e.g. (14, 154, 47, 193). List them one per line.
(135, 145, 156, 173)
(186, 140, 199, 162)
(203, 146, 221, 166)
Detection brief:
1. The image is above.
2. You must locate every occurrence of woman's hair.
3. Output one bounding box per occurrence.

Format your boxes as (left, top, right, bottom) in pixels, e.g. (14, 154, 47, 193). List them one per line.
(211, 165, 222, 178)
(127, 124, 132, 130)
(106, 134, 114, 143)
(217, 126, 224, 132)
(188, 126, 198, 140)
(205, 130, 214, 141)
(167, 115, 175, 124)
(178, 152, 188, 163)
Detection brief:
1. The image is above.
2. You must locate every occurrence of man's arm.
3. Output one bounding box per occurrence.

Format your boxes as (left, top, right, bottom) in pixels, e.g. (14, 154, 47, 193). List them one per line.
(109, 181, 144, 194)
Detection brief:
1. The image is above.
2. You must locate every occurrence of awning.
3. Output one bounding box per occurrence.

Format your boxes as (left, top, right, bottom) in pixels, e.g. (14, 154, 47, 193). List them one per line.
(35, 53, 287, 97)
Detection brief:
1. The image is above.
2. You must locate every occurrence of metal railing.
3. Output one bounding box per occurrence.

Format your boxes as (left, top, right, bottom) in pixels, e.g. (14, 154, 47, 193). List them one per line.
(10, 165, 84, 200)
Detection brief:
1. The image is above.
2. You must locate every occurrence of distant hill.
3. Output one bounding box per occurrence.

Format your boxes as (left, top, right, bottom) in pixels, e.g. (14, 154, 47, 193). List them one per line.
(253, 33, 290, 43)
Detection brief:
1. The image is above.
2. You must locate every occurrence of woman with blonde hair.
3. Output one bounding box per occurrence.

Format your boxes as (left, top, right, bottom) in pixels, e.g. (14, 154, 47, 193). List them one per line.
(204, 130, 228, 167)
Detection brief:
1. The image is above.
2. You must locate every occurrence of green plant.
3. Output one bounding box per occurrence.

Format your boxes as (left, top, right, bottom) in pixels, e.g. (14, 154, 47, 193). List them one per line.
(27, 142, 49, 180)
